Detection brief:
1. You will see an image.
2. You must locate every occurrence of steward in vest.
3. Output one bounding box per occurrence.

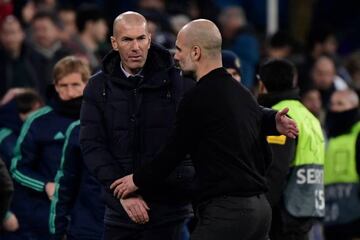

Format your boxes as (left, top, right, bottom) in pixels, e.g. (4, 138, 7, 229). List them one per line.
(11, 56, 90, 240)
(258, 59, 325, 240)
(324, 89, 360, 240)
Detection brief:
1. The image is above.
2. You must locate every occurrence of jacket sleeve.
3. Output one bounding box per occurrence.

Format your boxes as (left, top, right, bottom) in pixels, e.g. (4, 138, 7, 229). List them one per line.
(259, 105, 279, 136)
(11, 111, 51, 192)
(265, 136, 296, 206)
(80, 78, 126, 193)
(133, 94, 196, 189)
(49, 122, 82, 239)
(0, 128, 17, 168)
(0, 157, 13, 221)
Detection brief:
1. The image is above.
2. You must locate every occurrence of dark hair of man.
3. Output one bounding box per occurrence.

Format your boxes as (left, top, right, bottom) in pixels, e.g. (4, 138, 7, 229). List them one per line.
(269, 31, 293, 49)
(14, 89, 43, 114)
(259, 59, 296, 92)
(31, 11, 61, 28)
(76, 4, 105, 33)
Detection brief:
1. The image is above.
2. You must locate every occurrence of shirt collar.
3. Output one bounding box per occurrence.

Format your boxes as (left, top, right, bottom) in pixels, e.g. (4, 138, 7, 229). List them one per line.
(120, 62, 143, 78)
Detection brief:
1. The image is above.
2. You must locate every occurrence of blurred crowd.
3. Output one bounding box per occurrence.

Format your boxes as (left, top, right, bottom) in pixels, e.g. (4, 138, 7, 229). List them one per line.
(0, 0, 360, 239)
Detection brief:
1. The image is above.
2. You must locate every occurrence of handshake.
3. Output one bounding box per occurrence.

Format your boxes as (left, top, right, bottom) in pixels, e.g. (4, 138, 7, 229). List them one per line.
(110, 174, 149, 224)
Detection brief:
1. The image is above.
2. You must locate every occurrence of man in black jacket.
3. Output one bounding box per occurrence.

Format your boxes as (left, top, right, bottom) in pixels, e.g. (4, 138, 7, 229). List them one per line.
(111, 19, 299, 240)
(80, 12, 194, 240)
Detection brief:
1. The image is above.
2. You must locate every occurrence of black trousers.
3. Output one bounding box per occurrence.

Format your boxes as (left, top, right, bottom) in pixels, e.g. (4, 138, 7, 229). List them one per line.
(269, 205, 313, 240)
(191, 194, 271, 240)
(102, 219, 186, 240)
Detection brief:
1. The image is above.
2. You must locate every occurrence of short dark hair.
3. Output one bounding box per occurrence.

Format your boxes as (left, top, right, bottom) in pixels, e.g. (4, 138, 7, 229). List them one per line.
(269, 31, 293, 49)
(14, 89, 43, 114)
(32, 11, 61, 28)
(76, 4, 105, 33)
(259, 59, 296, 92)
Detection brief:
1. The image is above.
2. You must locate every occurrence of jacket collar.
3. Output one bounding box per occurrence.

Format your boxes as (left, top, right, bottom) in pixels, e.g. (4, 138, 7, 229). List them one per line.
(257, 89, 300, 108)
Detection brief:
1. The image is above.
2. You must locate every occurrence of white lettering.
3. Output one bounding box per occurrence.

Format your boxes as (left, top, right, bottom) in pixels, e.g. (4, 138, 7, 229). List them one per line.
(297, 169, 306, 184)
(296, 168, 323, 184)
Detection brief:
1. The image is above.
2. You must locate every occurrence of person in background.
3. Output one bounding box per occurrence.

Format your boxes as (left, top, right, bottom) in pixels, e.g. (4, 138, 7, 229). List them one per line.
(11, 56, 89, 240)
(311, 54, 348, 110)
(49, 120, 105, 240)
(0, 89, 43, 240)
(257, 59, 325, 240)
(0, 158, 16, 234)
(324, 89, 360, 240)
(29, 11, 72, 97)
(66, 4, 108, 71)
(222, 50, 242, 82)
(0, 16, 41, 98)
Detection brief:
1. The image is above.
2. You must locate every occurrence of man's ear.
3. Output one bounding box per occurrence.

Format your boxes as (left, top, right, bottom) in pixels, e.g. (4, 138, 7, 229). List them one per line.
(110, 36, 118, 51)
(191, 45, 201, 61)
(259, 81, 268, 94)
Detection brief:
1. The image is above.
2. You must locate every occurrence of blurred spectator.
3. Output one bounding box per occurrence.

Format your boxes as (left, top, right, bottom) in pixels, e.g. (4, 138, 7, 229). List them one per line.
(311, 54, 348, 109)
(266, 31, 294, 60)
(258, 59, 325, 240)
(324, 89, 360, 240)
(0, 89, 43, 239)
(138, 0, 165, 12)
(299, 27, 351, 89)
(222, 50, 242, 82)
(29, 11, 72, 96)
(0, 16, 42, 99)
(57, 5, 77, 42)
(300, 87, 324, 122)
(345, 51, 360, 95)
(218, 5, 260, 88)
(0, 0, 13, 23)
(0, 158, 14, 232)
(49, 121, 105, 240)
(170, 14, 190, 35)
(66, 4, 108, 71)
(142, 9, 175, 49)
(11, 56, 89, 240)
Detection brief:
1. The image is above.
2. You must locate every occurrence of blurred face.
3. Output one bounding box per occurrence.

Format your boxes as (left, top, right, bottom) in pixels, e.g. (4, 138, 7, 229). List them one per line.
(55, 73, 86, 101)
(174, 31, 196, 78)
(32, 18, 60, 48)
(312, 57, 336, 90)
(323, 36, 337, 55)
(90, 19, 108, 43)
(226, 68, 241, 82)
(330, 92, 353, 112)
(0, 19, 25, 52)
(59, 10, 77, 39)
(301, 90, 322, 117)
(111, 21, 151, 75)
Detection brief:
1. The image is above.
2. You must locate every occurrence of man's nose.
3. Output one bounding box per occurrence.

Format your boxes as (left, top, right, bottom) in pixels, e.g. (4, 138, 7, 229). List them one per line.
(132, 40, 140, 50)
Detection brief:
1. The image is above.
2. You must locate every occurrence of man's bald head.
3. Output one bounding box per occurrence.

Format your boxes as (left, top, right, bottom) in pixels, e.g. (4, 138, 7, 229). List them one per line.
(330, 89, 359, 112)
(179, 19, 222, 57)
(112, 11, 148, 36)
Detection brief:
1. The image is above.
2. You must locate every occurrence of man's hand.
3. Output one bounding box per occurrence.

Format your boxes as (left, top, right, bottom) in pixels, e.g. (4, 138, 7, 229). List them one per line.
(45, 182, 55, 200)
(120, 195, 150, 224)
(275, 108, 299, 139)
(110, 174, 138, 199)
(2, 212, 19, 232)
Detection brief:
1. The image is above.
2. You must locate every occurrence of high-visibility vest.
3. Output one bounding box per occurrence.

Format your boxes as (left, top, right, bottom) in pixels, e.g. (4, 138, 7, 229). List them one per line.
(324, 122, 360, 225)
(270, 100, 325, 217)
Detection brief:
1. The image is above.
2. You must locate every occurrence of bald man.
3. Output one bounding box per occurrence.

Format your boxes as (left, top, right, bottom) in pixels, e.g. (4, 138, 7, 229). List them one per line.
(80, 11, 195, 240)
(111, 19, 299, 240)
(324, 90, 360, 240)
